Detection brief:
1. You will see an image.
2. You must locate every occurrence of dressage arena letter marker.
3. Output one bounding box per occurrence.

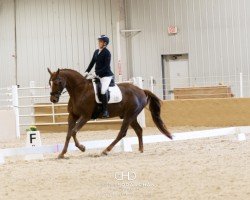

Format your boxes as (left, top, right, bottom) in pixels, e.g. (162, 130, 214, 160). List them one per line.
(30, 133, 36, 145)
(25, 131, 44, 161)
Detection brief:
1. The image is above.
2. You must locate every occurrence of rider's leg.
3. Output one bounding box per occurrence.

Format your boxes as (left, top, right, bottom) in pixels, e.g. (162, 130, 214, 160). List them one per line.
(100, 76, 112, 118)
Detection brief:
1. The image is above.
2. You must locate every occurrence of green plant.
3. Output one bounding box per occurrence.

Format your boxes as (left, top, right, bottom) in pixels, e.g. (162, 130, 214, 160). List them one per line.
(26, 126, 38, 132)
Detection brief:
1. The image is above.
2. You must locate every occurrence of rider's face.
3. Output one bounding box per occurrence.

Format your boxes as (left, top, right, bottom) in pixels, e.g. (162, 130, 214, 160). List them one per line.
(98, 40, 105, 49)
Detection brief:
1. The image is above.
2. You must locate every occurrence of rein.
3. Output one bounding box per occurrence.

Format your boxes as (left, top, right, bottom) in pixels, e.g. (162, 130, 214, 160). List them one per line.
(50, 89, 67, 96)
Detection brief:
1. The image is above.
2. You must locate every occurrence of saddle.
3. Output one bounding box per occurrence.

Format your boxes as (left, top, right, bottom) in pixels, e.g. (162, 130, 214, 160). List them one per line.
(92, 77, 122, 104)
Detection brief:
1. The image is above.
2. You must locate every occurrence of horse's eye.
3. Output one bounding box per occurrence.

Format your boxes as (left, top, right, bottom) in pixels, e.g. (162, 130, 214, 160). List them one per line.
(53, 81, 58, 86)
(55, 78, 61, 85)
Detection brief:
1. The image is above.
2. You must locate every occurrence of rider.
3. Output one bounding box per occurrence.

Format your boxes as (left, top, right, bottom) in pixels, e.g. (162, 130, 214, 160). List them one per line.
(84, 35, 114, 118)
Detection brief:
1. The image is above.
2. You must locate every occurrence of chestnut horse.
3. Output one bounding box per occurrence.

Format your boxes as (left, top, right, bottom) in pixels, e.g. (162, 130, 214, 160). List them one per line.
(48, 68, 172, 158)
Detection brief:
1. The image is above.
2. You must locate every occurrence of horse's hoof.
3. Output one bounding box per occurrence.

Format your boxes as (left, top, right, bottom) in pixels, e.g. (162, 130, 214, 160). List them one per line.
(79, 145, 86, 152)
(58, 154, 65, 159)
(101, 151, 108, 156)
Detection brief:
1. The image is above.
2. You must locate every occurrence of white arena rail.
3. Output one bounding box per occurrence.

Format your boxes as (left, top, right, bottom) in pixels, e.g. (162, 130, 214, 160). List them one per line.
(146, 73, 246, 100)
(0, 86, 20, 138)
(0, 77, 146, 137)
(0, 87, 13, 109)
(0, 126, 248, 165)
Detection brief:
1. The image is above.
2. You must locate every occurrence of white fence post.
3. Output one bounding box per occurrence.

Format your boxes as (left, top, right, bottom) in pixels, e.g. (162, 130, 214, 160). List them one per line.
(52, 103, 56, 124)
(118, 74, 123, 83)
(12, 85, 20, 138)
(30, 81, 35, 125)
(239, 72, 243, 98)
(150, 76, 154, 93)
(29, 81, 35, 102)
(133, 77, 146, 128)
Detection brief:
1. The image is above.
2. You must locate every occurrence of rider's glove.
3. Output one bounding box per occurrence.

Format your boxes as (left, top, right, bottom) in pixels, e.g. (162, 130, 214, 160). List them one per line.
(83, 72, 89, 77)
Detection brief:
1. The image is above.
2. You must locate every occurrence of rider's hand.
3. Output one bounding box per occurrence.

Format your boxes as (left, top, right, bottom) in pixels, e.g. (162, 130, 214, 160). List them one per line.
(83, 72, 89, 77)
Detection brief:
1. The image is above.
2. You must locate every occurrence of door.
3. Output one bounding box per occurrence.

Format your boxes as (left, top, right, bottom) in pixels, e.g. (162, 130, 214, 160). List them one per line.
(162, 54, 189, 99)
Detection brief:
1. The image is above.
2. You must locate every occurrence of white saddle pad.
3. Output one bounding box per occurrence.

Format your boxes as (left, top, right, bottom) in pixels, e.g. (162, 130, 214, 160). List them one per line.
(92, 81, 122, 104)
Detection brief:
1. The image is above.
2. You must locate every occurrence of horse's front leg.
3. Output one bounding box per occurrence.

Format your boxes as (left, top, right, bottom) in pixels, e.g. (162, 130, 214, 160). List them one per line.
(58, 114, 76, 159)
(71, 116, 88, 152)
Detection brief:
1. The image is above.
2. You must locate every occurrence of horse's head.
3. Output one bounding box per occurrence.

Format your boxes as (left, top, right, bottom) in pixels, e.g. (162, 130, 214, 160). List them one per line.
(47, 68, 66, 103)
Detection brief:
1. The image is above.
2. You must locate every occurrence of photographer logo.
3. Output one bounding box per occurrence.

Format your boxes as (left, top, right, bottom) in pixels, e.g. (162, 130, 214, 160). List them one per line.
(114, 171, 136, 181)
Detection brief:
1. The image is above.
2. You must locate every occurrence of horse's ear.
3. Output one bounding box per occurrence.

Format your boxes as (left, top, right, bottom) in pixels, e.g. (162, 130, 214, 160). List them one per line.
(56, 68, 60, 76)
(47, 68, 52, 75)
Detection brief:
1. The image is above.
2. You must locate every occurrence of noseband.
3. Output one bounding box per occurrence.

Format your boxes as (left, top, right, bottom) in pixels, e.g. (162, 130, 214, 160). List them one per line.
(50, 90, 63, 97)
(50, 77, 67, 98)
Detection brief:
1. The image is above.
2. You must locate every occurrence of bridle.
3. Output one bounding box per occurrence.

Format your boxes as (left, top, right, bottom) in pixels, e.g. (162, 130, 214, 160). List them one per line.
(50, 90, 67, 97)
(49, 77, 67, 98)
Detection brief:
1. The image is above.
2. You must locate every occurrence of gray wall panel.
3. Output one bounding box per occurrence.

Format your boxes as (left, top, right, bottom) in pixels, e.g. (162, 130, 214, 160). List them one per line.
(126, 0, 250, 96)
(1, 0, 250, 97)
(13, 0, 121, 87)
(0, 0, 15, 87)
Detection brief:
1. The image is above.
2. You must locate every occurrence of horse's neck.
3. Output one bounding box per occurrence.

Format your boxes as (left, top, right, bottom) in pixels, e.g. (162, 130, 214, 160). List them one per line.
(61, 71, 87, 98)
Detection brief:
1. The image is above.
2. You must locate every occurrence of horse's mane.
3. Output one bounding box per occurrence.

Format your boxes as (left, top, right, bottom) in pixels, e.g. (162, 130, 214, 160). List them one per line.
(60, 68, 87, 80)
(60, 68, 83, 77)
(59, 68, 93, 86)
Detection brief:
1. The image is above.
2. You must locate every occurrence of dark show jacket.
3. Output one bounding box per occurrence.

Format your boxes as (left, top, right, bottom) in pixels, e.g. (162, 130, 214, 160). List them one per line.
(85, 48, 114, 78)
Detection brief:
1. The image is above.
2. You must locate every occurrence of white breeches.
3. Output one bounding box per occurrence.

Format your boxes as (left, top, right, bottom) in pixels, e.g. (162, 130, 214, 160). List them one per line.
(100, 76, 112, 94)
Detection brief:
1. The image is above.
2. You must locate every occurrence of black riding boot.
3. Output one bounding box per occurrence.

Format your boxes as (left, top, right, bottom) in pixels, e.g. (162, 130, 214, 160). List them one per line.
(101, 93, 109, 118)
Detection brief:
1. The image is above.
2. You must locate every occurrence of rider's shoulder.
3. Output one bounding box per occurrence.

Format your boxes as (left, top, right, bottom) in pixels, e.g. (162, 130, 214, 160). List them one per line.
(103, 48, 111, 55)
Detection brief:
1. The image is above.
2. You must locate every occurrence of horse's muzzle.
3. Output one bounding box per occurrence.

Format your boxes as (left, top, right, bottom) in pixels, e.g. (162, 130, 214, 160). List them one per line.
(50, 95, 59, 103)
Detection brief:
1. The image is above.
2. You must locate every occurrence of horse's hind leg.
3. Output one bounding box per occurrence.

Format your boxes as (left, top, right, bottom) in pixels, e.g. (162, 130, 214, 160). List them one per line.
(131, 119, 143, 153)
(101, 118, 131, 155)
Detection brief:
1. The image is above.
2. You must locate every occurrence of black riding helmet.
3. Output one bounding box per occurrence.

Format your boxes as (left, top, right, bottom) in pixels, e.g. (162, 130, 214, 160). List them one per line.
(98, 35, 109, 46)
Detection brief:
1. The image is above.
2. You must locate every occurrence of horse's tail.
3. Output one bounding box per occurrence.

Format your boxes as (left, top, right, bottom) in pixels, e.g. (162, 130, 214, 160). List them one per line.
(144, 90, 172, 139)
